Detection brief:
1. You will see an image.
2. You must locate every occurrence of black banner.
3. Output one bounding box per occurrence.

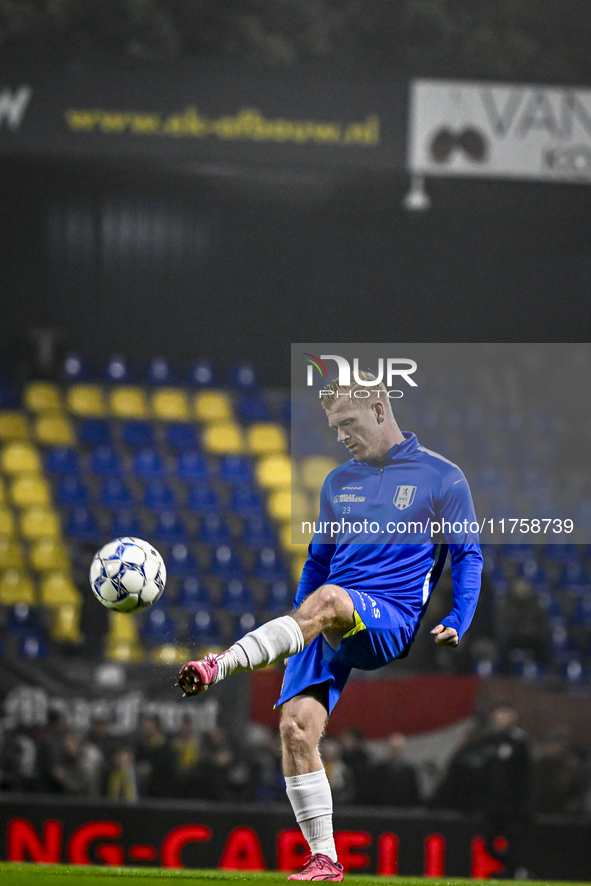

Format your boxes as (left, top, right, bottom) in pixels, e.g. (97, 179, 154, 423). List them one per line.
(0, 63, 406, 173)
(1, 794, 590, 879)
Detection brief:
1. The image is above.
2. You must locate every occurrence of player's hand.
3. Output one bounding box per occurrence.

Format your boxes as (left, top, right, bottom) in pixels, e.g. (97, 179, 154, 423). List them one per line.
(430, 624, 459, 646)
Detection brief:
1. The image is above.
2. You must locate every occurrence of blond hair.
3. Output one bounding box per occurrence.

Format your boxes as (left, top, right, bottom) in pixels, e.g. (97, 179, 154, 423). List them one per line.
(320, 370, 394, 418)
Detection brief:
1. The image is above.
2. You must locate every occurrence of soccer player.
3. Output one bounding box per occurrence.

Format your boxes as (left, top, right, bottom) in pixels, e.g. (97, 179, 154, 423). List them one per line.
(178, 371, 482, 881)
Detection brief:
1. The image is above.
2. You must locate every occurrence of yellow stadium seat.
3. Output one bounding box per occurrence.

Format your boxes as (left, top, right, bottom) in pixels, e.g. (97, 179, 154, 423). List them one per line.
(202, 422, 244, 454)
(268, 488, 311, 524)
(66, 384, 107, 417)
(1, 441, 42, 474)
(24, 381, 62, 413)
(0, 538, 25, 569)
(193, 390, 233, 423)
(0, 508, 16, 537)
(0, 411, 30, 442)
(20, 506, 61, 539)
(280, 522, 312, 552)
(0, 478, 5, 504)
(300, 456, 339, 491)
(109, 386, 149, 419)
(152, 388, 190, 421)
(39, 571, 80, 607)
(0, 569, 36, 605)
(10, 475, 52, 508)
(291, 554, 308, 585)
(246, 422, 287, 456)
(30, 538, 71, 572)
(51, 604, 83, 644)
(256, 454, 292, 489)
(34, 413, 76, 446)
(151, 644, 191, 665)
(105, 611, 144, 662)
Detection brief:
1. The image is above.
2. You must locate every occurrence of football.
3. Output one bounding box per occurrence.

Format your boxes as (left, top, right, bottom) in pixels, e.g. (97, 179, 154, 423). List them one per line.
(89, 537, 166, 612)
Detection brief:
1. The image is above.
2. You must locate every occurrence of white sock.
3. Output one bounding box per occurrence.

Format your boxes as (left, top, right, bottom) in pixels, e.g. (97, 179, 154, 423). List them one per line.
(214, 615, 305, 682)
(285, 769, 337, 863)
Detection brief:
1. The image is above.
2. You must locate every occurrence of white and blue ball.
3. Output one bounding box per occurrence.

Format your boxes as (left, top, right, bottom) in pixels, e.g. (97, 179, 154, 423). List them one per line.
(90, 537, 166, 612)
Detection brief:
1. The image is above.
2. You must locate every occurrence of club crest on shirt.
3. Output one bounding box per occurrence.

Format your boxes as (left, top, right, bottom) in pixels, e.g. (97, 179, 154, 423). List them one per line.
(393, 485, 417, 510)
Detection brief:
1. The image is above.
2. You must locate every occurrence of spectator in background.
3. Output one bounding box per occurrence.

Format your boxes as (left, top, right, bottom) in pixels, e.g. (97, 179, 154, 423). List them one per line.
(364, 733, 420, 808)
(35, 710, 71, 793)
(107, 745, 140, 802)
(135, 715, 175, 798)
(171, 715, 201, 798)
(339, 727, 371, 804)
(498, 579, 550, 667)
(532, 727, 586, 814)
(50, 730, 102, 796)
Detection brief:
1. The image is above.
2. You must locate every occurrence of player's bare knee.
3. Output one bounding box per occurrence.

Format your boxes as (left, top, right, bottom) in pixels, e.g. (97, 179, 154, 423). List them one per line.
(313, 584, 353, 627)
(279, 713, 314, 756)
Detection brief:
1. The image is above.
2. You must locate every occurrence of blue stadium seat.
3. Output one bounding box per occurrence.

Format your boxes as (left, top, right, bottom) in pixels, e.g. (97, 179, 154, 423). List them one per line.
(255, 546, 287, 581)
(236, 394, 271, 423)
(45, 447, 81, 476)
(198, 514, 231, 545)
(240, 515, 276, 547)
(89, 445, 123, 476)
(99, 478, 134, 508)
(230, 487, 264, 516)
(167, 543, 199, 577)
(143, 480, 177, 511)
(222, 579, 255, 614)
(105, 355, 131, 383)
(109, 509, 144, 539)
(234, 611, 258, 639)
(176, 450, 210, 481)
(188, 608, 222, 646)
(218, 455, 254, 485)
(146, 357, 175, 386)
(228, 362, 258, 390)
(143, 607, 178, 644)
(561, 561, 591, 596)
(55, 475, 90, 507)
(188, 360, 216, 388)
(62, 352, 91, 382)
(9, 603, 44, 637)
(153, 510, 187, 542)
(79, 419, 113, 447)
(186, 484, 220, 514)
(65, 507, 101, 541)
(266, 579, 292, 614)
(177, 577, 212, 609)
(165, 423, 200, 453)
(210, 545, 243, 579)
(19, 634, 50, 658)
(121, 421, 155, 449)
(132, 447, 166, 479)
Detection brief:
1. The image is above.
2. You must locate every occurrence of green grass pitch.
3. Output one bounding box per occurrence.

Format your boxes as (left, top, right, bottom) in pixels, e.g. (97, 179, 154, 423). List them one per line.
(1, 865, 588, 886)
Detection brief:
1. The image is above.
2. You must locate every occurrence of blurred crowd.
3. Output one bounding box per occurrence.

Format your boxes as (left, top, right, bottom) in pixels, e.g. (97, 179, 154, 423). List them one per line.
(1, 704, 590, 818)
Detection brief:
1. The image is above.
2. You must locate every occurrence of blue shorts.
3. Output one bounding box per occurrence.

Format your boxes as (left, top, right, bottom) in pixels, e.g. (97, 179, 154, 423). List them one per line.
(275, 588, 417, 715)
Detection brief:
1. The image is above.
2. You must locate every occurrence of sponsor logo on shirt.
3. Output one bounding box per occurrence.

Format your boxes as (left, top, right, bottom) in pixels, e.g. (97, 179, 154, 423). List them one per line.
(342, 486, 363, 490)
(334, 494, 366, 503)
(393, 485, 417, 510)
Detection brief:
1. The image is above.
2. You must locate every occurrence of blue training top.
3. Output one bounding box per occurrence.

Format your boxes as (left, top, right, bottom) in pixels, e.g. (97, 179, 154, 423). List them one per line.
(295, 433, 483, 642)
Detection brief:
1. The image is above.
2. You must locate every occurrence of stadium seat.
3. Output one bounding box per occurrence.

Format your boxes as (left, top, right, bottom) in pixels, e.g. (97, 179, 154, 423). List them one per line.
(30, 538, 71, 572)
(246, 422, 287, 456)
(1, 441, 42, 474)
(235, 394, 271, 423)
(0, 411, 30, 442)
(279, 522, 311, 553)
(109, 386, 149, 419)
(9, 475, 52, 509)
(256, 454, 291, 489)
(64, 506, 101, 541)
(198, 513, 231, 545)
(143, 607, 178, 644)
(255, 546, 287, 581)
(55, 475, 90, 507)
(20, 506, 61, 540)
(45, 447, 81, 475)
(188, 360, 216, 388)
(78, 418, 112, 447)
(39, 572, 80, 607)
(132, 447, 167, 480)
(152, 388, 190, 421)
(151, 644, 191, 665)
(193, 390, 233, 424)
(221, 579, 255, 614)
(177, 577, 211, 608)
(34, 413, 76, 447)
(120, 420, 155, 449)
(89, 445, 123, 476)
(50, 604, 83, 644)
(153, 510, 187, 542)
(143, 480, 176, 511)
(187, 608, 222, 647)
(105, 611, 144, 662)
(267, 489, 293, 523)
(234, 611, 258, 639)
(239, 515, 276, 547)
(0, 478, 4, 504)
(175, 450, 209, 480)
(202, 422, 244, 454)
(20, 635, 50, 658)
(24, 381, 62, 413)
(218, 455, 254, 485)
(210, 544, 243, 579)
(300, 456, 339, 491)
(8, 602, 43, 635)
(230, 487, 264, 516)
(167, 543, 199, 577)
(0, 538, 25, 569)
(165, 423, 199, 452)
(186, 484, 220, 514)
(109, 509, 144, 539)
(266, 579, 292, 614)
(0, 569, 36, 605)
(99, 478, 134, 508)
(62, 353, 90, 383)
(66, 384, 107, 417)
(0, 508, 16, 537)
(227, 362, 258, 390)
(146, 357, 175, 386)
(105, 356, 131, 384)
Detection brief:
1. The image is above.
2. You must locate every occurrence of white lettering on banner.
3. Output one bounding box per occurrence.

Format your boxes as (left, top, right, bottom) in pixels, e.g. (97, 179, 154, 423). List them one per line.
(0, 86, 33, 131)
(408, 80, 591, 182)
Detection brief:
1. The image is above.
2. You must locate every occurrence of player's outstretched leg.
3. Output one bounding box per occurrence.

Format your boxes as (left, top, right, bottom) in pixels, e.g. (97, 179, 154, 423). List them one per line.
(177, 584, 354, 696)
